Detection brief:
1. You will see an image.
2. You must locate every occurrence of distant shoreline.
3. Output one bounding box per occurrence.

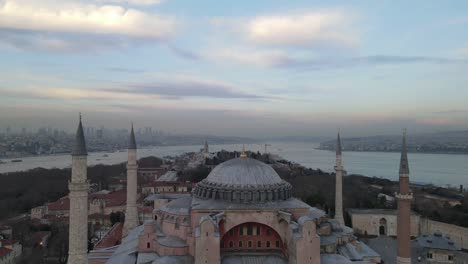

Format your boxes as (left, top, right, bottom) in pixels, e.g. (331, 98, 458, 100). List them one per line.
(315, 147, 468, 155)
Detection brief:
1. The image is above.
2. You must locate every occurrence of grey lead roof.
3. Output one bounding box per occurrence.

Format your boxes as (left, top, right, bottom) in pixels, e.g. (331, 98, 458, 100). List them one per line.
(72, 116, 87, 156)
(129, 124, 137, 150)
(399, 130, 409, 175)
(204, 158, 283, 186)
(160, 197, 192, 216)
(416, 233, 460, 251)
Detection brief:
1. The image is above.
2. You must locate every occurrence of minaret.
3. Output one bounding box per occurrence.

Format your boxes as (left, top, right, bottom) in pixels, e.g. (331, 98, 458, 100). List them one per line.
(240, 144, 247, 158)
(334, 131, 345, 226)
(68, 115, 88, 264)
(203, 140, 209, 159)
(396, 129, 412, 264)
(123, 123, 138, 236)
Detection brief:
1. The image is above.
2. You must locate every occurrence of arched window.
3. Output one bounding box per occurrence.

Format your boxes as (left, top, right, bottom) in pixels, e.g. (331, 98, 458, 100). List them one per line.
(266, 241, 271, 248)
(275, 240, 280, 248)
(256, 225, 261, 235)
(154, 215, 158, 220)
(229, 241, 234, 248)
(146, 242, 150, 249)
(257, 241, 261, 248)
(239, 226, 243, 236)
(248, 241, 252, 248)
(238, 241, 243, 248)
(247, 224, 253, 235)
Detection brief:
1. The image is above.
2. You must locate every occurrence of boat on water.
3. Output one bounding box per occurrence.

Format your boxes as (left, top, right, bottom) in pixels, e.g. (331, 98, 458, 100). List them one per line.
(11, 159, 23, 163)
(102, 154, 109, 157)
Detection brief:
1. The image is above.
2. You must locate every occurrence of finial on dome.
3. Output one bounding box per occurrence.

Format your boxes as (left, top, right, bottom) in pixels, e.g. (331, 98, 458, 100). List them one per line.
(240, 144, 247, 158)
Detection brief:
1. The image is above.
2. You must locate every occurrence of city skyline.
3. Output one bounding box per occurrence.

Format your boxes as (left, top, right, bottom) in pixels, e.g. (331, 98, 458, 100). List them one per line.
(1, 0, 468, 137)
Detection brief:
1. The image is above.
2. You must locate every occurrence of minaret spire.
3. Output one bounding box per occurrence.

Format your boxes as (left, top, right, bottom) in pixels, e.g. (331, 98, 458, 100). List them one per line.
(240, 144, 247, 158)
(203, 140, 209, 159)
(123, 122, 139, 236)
(399, 128, 409, 175)
(68, 114, 89, 264)
(72, 114, 87, 156)
(334, 130, 345, 226)
(128, 122, 137, 150)
(396, 128, 412, 264)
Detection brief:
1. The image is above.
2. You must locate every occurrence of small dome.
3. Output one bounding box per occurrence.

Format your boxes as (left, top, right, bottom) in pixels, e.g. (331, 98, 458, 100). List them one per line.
(193, 158, 292, 203)
(205, 158, 283, 186)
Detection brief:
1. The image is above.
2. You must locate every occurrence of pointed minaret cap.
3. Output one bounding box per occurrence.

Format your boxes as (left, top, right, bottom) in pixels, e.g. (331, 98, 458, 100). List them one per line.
(128, 123, 137, 150)
(72, 113, 87, 156)
(240, 144, 247, 158)
(336, 130, 342, 156)
(399, 128, 409, 175)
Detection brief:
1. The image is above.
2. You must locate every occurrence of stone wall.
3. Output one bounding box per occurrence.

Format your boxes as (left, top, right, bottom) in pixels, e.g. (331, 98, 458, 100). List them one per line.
(420, 218, 468, 250)
(349, 210, 420, 237)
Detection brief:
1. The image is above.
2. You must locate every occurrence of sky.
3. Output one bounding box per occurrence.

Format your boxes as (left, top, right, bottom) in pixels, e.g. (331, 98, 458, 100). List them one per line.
(1, 0, 468, 137)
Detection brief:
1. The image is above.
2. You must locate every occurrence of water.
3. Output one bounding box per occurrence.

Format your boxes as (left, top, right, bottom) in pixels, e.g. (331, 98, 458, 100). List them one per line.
(0, 142, 467, 187)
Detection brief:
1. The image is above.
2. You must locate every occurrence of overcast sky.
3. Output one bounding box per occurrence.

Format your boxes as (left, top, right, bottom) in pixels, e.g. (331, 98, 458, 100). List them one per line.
(1, 0, 468, 137)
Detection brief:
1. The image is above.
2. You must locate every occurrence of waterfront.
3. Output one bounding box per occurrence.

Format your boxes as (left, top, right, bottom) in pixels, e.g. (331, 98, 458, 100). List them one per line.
(0, 142, 467, 187)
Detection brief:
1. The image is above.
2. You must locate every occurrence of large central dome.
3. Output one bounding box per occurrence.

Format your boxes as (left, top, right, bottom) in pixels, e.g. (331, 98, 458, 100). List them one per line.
(205, 158, 283, 186)
(193, 157, 293, 203)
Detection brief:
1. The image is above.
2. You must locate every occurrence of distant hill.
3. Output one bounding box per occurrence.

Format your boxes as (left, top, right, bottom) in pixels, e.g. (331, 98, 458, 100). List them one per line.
(319, 130, 468, 154)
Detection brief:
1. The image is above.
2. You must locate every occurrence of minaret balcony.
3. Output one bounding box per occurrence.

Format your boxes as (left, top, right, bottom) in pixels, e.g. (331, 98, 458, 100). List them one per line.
(395, 192, 413, 200)
(68, 181, 90, 192)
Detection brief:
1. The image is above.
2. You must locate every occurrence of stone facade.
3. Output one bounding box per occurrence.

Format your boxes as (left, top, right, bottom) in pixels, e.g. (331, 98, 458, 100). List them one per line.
(348, 209, 420, 237)
(89, 157, 381, 264)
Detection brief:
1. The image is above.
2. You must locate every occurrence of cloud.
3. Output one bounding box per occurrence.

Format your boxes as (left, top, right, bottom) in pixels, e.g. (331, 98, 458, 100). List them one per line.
(242, 10, 357, 48)
(107, 67, 145, 73)
(0, 0, 176, 51)
(107, 77, 266, 99)
(0, 29, 131, 52)
(168, 45, 201, 61)
(205, 47, 468, 69)
(2, 75, 269, 101)
(97, 0, 163, 6)
(276, 55, 467, 70)
(431, 109, 468, 115)
(206, 48, 291, 67)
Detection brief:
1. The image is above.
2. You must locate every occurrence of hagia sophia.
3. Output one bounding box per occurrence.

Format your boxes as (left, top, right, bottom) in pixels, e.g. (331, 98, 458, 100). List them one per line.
(66, 117, 413, 264)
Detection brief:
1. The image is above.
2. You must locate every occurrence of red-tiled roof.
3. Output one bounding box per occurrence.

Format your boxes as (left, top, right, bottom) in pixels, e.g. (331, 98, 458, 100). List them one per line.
(90, 189, 127, 208)
(0, 247, 12, 257)
(0, 240, 18, 246)
(94, 223, 123, 249)
(47, 196, 70, 211)
(138, 206, 153, 213)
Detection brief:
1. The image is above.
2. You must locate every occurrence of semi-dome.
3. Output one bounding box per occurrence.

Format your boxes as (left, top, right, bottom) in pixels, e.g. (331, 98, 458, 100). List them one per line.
(193, 157, 292, 203)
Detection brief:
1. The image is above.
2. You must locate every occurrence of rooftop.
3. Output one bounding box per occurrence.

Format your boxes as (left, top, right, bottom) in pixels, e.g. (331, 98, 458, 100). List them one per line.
(206, 158, 283, 186)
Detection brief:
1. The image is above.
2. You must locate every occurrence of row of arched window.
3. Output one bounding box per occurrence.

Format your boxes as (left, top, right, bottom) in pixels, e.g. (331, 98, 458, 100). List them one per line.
(220, 240, 280, 249)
